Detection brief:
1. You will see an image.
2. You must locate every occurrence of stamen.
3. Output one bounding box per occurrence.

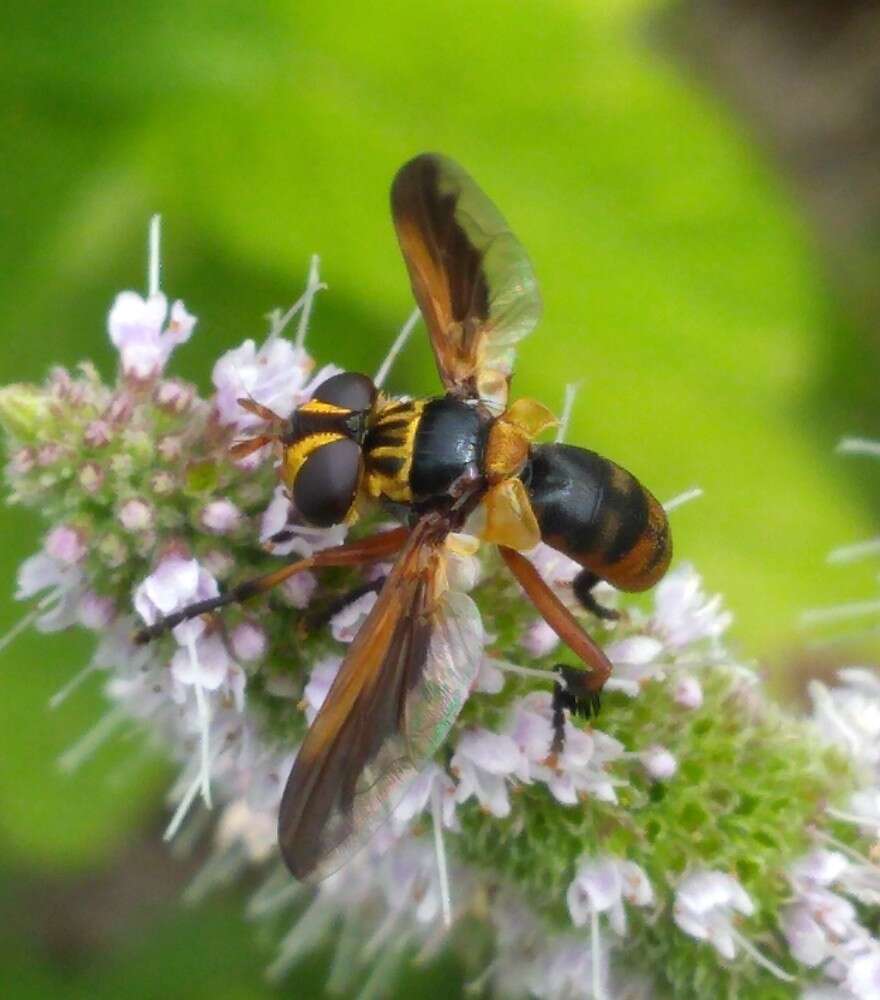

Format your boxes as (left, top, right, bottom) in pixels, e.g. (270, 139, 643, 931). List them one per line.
(816, 828, 880, 865)
(184, 843, 245, 904)
(374, 308, 421, 388)
(267, 254, 326, 345)
(828, 537, 880, 565)
(825, 807, 880, 831)
(148, 214, 161, 297)
(490, 658, 556, 682)
(0, 605, 43, 654)
(663, 487, 704, 513)
(838, 437, 880, 458)
(164, 770, 203, 841)
(267, 896, 335, 982)
(247, 876, 306, 920)
(195, 685, 212, 807)
(729, 927, 795, 982)
(58, 706, 125, 773)
(327, 910, 364, 993)
(49, 661, 98, 709)
(807, 682, 861, 755)
(295, 254, 325, 351)
(555, 382, 582, 444)
(591, 904, 607, 1000)
(355, 936, 409, 1000)
(184, 636, 213, 808)
(431, 779, 453, 929)
(801, 599, 880, 626)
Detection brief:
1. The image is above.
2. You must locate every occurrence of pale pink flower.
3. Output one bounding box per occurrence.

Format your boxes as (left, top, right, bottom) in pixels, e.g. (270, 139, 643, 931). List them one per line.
(45, 524, 87, 565)
(211, 336, 339, 432)
(230, 622, 266, 662)
(567, 856, 653, 934)
(652, 564, 732, 648)
(674, 674, 704, 709)
(118, 498, 153, 532)
(200, 498, 242, 535)
(451, 729, 526, 817)
(302, 656, 342, 725)
(78, 591, 116, 630)
(673, 870, 754, 960)
(108, 291, 196, 380)
(393, 763, 459, 832)
(133, 556, 219, 645)
(521, 618, 560, 658)
(330, 591, 377, 643)
(640, 745, 677, 780)
(280, 571, 317, 610)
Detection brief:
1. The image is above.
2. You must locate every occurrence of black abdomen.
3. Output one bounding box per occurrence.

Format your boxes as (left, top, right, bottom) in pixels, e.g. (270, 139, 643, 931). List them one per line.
(409, 397, 487, 500)
(522, 443, 671, 592)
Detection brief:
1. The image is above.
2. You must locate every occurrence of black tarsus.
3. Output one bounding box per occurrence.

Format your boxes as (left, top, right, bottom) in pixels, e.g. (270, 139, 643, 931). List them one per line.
(550, 664, 603, 755)
(300, 576, 387, 635)
(572, 569, 620, 622)
(133, 576, 268, 644)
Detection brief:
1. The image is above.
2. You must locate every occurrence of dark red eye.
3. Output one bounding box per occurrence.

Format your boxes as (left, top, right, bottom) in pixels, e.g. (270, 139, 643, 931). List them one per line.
(293, 438, 362, 527)
(312, 372, 376, 412)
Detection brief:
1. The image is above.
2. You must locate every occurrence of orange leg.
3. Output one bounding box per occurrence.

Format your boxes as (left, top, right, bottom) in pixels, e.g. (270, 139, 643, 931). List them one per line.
(498, 545, 613, 693)
(134, 527, 409, 644)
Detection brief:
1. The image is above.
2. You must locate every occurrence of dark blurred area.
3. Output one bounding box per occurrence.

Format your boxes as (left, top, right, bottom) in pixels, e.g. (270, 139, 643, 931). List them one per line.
(2, 1, 880, 995)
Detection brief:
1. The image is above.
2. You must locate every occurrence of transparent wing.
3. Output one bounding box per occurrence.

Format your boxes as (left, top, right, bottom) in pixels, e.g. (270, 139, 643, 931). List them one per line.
(391, 153, 542, 408)
(278, 516, 484, 881)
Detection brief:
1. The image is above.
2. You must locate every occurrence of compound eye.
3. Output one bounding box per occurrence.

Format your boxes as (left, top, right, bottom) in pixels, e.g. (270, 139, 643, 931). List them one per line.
(312, 372, 376, 412)
(293, 438, 362, 527)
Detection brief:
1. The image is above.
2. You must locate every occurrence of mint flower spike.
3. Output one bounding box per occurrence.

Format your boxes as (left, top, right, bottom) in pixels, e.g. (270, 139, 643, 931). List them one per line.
(7, 231, 880, 999)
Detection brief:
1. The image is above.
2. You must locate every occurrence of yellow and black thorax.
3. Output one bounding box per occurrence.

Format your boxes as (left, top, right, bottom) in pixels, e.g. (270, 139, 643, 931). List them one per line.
(282, 371, 558, 537)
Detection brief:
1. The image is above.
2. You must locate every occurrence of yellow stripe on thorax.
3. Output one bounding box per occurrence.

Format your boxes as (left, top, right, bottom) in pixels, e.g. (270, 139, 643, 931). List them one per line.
(363, 397, 426, 503)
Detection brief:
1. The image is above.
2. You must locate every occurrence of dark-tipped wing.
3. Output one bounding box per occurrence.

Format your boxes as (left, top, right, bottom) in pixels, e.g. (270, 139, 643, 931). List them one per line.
(391, 153, 542, 409)
(278, 516, 484, 881)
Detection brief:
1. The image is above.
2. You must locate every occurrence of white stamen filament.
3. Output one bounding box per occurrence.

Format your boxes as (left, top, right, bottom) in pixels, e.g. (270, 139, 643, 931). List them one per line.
(838, 437, 880, 457)
(555, 382, 582, 444)
(816, 828, 880, 867)
(828, 537, 880, 564)
(729, 927, 795, 982)
(374, 308, 421, 388)
(267, 897, 336, 982)
(148, 214, 161, 297)
(808, 681, 863, 755)
(58, 707, 125, 773)
(194, 682, 212, 808)
(663, 487, 704, 513)
(184, 844, 246, 905)
(247, 878, 306, 920)
(267, 254, 326, 344)
(491, 658, 557, 682)
(164, 771, 204, 842)
(355, 936, 409, 1000)
(184, 635, 213, 808)
(0, 605, 44, 654)
(801, 599, 880, 626)
(49, 661, 98, 709)
(591, 903, 606, 1000)
(431, 779, 453, 929)
(327, 910, 365, 994)
(1, 585, 64, 654)
(825, 807, 880, 832)
(295, 254, 325, 351)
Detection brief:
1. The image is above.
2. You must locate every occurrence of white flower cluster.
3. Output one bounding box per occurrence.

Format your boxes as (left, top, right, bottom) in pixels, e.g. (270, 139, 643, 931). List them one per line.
(9, 243, 880, 998)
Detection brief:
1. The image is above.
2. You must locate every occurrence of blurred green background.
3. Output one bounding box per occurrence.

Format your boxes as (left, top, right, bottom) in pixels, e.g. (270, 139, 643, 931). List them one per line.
(2, 0, 879, 995)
